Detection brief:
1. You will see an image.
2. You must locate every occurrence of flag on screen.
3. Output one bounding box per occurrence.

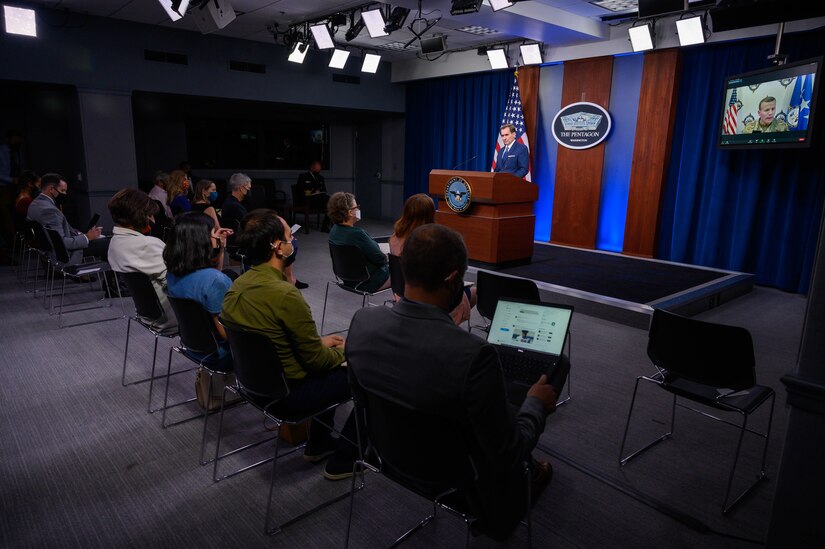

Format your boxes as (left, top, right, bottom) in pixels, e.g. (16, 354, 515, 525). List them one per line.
(789, 74, 813, 131)
(491, 73, 531, 181)
(723, 88, 740, 135)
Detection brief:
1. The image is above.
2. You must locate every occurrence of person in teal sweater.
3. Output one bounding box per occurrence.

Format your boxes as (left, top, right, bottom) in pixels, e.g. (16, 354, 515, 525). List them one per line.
(327, 191, 389, 293)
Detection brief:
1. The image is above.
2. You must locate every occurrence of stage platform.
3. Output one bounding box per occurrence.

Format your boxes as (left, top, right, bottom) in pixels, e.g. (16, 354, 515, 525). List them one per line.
(467, 242, 755, 329)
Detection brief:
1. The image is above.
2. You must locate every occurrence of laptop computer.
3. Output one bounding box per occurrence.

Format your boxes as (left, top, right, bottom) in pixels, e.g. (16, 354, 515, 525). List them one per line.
(486, 298, 573, 404)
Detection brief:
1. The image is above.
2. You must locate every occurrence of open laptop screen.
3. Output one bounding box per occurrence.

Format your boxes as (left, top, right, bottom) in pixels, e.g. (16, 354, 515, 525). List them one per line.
(487, 299, 573, 356)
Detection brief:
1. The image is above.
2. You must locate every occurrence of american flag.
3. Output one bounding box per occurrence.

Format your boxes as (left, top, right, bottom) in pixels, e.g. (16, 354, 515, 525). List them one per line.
(491, 73, 531, 181)
(723, 88, 740, 135)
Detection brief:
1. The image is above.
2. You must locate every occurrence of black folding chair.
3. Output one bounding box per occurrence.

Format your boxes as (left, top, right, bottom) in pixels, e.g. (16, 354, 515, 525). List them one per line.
(345, 367, 534, 548)
(618, 308, 776, 514)
(471, 269, 540, 334)
(164, 296, 234, 465)
(43, 227, 117, 328)
(320, 242, 391, 335)
(216, 321, 359, 535)
(117, 271, 179, 413)
(388, 253, 405, 299)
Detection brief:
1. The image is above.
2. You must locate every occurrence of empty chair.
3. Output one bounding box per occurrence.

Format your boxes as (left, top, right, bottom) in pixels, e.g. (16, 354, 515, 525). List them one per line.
(618, 308, 776, 514)
(471, 270, 540, 334)
(216, 321, 359, 534)
(320, 242, 391, 335)
(289, 183, 322, 234)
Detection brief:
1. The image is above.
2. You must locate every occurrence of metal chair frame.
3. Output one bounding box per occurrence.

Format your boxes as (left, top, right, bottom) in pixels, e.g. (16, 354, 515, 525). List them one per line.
(344, 368, 533, 548)
(42, 227, 118, 328)
(215, 321, 361, 535)
(618, 308, 776, 515)
(320, 242, 391, 335)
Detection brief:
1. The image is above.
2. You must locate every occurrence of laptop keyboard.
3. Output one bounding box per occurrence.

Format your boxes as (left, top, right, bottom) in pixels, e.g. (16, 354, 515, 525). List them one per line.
(500, 354, 550, 385)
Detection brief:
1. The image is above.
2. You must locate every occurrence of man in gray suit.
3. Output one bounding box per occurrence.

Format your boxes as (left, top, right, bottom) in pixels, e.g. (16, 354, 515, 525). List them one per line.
(27, 173, 108, 264)
(346, 223, 556, 541)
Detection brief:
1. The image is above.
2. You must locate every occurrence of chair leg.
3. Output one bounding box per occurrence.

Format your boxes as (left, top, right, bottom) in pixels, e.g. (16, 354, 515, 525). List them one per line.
(619, 377, 674, 466)
(147, 336, 161, 412)
(199, 371, 215, 465)
(721, 393, 775, 515)
(264, 427, 283, 534)
(122, 316, 133, 386)
(161, 346, 175, 426)
(320, 281, 332, 335)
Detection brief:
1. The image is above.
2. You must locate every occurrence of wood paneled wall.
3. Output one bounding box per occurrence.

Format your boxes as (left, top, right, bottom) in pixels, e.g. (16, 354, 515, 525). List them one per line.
(550, 57, 614, 248)
(623, 49, 682, 257)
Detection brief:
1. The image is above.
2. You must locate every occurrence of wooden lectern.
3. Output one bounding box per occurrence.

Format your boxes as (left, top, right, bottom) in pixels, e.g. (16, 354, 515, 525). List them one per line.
(428, 170, 539, 266)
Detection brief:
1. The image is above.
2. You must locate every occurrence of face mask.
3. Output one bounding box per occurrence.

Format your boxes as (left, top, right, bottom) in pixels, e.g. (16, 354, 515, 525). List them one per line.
(208, 191, 218, 203)
(31, 187, 40, 198)
(446, 273, 465, 312)
(54, 192, 68, 205)
(354, 209, 361, 221)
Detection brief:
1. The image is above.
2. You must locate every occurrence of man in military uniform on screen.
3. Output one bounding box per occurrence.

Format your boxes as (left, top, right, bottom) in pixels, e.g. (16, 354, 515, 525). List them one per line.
(743, 96, 789, 133)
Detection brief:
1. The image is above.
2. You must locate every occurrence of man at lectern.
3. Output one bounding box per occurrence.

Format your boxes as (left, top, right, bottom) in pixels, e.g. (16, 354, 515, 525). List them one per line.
(493, 124, 529, 178)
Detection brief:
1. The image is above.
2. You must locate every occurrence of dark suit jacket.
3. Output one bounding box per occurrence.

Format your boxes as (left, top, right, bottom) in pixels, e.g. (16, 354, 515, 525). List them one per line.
(27, 194, 87, 264)
(346, 299, 548, 539)
(493, 140, 529, 178)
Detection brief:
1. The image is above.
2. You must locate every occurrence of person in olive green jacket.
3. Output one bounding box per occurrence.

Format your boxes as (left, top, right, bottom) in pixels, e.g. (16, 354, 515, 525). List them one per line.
(221, 208, 358, 481)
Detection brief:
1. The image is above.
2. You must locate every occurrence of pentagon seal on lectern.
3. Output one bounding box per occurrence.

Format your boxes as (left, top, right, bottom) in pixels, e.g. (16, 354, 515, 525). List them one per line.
(445, 177, 472, 213)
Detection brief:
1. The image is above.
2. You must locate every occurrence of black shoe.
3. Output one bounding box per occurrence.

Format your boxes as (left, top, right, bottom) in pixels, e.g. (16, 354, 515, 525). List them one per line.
(304, 435, 336, 463)
(323, 454, 356, 481)
(295, 280, 309, 290)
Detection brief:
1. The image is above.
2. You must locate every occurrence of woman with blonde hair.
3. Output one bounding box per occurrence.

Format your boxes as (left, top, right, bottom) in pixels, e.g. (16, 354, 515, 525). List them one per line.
(389, 193, 477, 325)
(166, 169, 191, 216)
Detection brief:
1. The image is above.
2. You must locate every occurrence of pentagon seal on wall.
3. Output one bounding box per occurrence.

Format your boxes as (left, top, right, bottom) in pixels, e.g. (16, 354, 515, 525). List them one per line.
(551, 102, 612, 150)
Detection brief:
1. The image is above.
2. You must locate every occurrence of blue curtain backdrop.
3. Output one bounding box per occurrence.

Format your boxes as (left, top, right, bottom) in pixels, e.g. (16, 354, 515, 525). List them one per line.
(660, 30, 825, 293)
(404, 71, 512, 198)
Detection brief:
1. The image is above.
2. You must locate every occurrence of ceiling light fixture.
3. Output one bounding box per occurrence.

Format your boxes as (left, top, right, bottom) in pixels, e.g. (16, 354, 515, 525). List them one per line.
(451, 0, 483, 16)
(345, 13, 365, 42)
(329, 48, 351, 69)
(519, 43, 543, 65)
(288, 41, 308, 64)
(676, 14, 706, 46)
(628, 21, 654, 52)
(486, 47, 509, 70)
(361, 53, 381, 73)
(489, 0, 514, 12)
(361, 8, 388, 38)
(158, 0, 191, 22)
(384, 7, 410, 34)
(3, 5, 37, 37)
(310, 22, 335, 49)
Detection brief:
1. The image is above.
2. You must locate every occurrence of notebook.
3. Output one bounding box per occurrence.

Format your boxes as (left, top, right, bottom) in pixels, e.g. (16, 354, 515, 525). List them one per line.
(486, 298, 573, 403)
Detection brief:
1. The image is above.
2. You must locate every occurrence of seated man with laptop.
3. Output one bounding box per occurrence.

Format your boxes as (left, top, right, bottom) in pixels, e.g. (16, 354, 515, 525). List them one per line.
(27, 172, 109, 263)
(346, 224, 561, 541)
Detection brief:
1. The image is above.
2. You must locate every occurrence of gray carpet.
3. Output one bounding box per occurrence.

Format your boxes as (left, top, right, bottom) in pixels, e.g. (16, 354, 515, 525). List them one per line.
(0, 221, 805, 548)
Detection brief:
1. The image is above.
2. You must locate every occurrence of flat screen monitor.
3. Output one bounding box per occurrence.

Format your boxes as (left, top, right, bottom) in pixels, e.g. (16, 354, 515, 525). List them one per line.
(718, 57, 820, 149)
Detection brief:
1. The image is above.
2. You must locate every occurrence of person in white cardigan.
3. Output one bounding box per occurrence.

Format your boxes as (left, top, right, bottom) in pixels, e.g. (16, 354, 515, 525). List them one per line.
(107, 188, 177, 334)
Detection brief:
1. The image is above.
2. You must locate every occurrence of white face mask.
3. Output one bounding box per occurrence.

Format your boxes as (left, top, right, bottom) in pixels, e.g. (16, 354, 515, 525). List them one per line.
(354, 208, 361, 221)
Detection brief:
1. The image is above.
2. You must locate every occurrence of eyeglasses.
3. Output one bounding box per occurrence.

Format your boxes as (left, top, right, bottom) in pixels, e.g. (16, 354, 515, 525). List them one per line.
(350, 205, 360, 210)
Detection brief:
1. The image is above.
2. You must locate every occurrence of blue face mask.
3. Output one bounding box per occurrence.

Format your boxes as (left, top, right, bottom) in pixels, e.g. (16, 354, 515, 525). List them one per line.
(208, 191, 218, 203)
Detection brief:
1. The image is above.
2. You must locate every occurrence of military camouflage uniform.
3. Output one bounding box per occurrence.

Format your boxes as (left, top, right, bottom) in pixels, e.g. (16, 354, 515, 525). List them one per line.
(742, 119, 789, 133)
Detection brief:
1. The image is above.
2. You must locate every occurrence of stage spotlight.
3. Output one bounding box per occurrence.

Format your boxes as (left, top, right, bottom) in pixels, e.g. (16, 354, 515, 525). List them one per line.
(361, 8, 388, 38)
(451, 0, 483, 16)
(676, 15, 706, 46)
(361, 53, 381, 73)
(311, 22, 335, 49)
(486, 48, 508, 70)
(157, 0, 190, 22)
(329, 48, 351, 69)
(384, 7, 410, 34)
(489, 0, 513, 11)
(3, 5, 37, 37)
(519, 43, 542, 65)
(345, 15, 365, 42)
(288, 41, 308, 64)
(628, 22, 654, 52)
